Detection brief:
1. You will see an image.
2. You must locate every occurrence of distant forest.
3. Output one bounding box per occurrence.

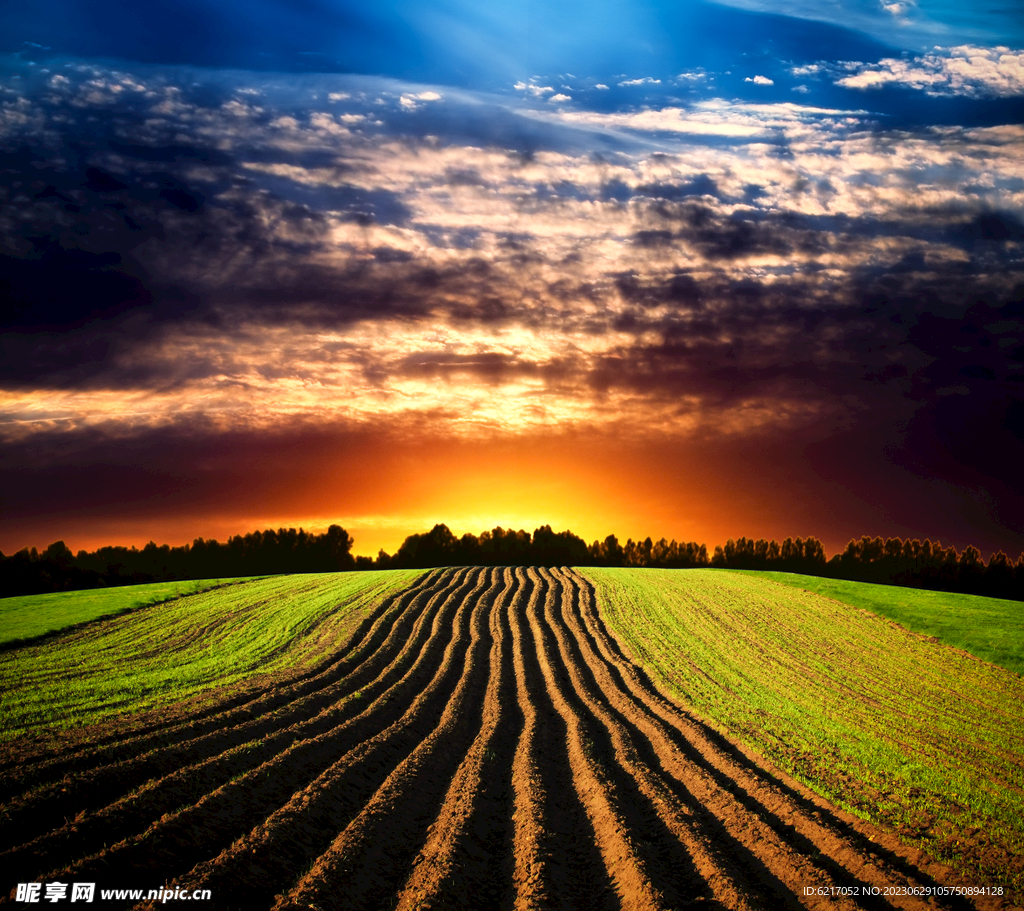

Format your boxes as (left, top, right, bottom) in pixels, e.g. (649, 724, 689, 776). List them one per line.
(1, 523, 1022, 601)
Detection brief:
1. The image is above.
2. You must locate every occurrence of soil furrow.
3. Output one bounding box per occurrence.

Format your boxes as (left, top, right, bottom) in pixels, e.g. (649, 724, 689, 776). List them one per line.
(27, 567, 483, 894)
(538, 568, 771, 911)
(0, 570, 452, 855)
(504, 566, 618, 911)
(521, 567, 665, 911)
(128, 567, 495, 911)
(269, 565, 502, 911)
(564, 569, 978, 911)
(556, 570, 867, 908)
(0, 569, 460, 859)
(0, 572, 435, 794)
(390, 567, 519, 911)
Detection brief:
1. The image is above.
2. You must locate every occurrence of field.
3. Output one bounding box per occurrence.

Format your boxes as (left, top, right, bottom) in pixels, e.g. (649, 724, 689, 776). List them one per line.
(737, 571, 1024, 676)
(0, 571, 421, 741)
(0, 578, 251, 647)
(586, 569, 1024, 901)
(1, 567, 1020, 910)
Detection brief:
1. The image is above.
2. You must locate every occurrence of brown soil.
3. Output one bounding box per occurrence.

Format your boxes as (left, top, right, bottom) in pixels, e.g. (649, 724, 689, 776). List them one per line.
(1, 567, 1016, 911)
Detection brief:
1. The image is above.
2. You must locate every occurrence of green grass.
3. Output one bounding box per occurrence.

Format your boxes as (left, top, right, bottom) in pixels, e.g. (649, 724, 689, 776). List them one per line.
(737, 570, 1024, 676)
(583, 567, 1024, 895)
(0, 570, 421, 741)
(0, 578, 254, 646)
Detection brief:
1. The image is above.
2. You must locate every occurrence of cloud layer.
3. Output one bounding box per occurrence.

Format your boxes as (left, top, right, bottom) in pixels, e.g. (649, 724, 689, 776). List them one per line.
(1, 54, 1022, 553)
(835, 46, 1024, 97)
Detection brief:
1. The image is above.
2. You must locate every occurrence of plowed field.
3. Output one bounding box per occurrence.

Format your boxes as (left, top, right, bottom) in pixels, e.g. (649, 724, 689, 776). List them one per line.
(0, 567, 1013, 910)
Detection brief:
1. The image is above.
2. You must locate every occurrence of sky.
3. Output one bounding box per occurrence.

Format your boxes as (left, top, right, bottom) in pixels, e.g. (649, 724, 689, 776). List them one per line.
(1, 0, 1023, 559)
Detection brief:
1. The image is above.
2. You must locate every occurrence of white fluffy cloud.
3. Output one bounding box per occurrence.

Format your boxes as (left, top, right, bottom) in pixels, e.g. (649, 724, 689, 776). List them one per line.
(618, 77, 662, 87)
(399, 90, 442, 110)
(837, 46, 1024, 97)
(514, 82, 554, 96)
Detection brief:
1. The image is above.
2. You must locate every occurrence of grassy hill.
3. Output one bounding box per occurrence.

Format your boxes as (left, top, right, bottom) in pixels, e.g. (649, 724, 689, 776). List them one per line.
(0, 577, 253, 647)
(738, 570, 1024, 676)
(0, 570, 420, 741)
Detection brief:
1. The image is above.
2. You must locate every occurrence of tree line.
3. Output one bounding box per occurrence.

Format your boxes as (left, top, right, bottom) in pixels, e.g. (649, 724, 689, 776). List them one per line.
(0, 525, 356, 596)
(1, 523, 1022, 601)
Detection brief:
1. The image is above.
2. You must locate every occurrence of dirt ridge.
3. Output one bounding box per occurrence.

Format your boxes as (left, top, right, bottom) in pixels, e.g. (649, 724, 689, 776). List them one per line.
(1, 567, 1012, 911)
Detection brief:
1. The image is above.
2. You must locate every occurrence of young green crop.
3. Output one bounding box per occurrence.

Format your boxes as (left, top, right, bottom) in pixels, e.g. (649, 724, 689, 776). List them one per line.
(582, 567, 1024, 896)
(0, 578, 253, 646)
(0, 570, 422, 741)
(738, 570, 1024, 676)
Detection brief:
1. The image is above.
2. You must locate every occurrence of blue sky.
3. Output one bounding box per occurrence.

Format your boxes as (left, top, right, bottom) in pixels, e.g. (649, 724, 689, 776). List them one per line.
(1, 1, 1022, 557)
(6, 0, 1024, 89)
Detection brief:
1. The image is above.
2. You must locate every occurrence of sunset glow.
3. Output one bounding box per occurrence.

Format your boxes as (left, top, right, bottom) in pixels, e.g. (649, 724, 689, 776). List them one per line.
(1, 0, 1022, 560)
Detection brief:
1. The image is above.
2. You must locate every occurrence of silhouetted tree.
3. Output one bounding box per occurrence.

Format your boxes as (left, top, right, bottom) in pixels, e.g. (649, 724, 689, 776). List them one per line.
(531, 526, 589, 566)
(393, 523, 459, 568)
(983, 551, 1013, 598)
(588, 534, 625, 566)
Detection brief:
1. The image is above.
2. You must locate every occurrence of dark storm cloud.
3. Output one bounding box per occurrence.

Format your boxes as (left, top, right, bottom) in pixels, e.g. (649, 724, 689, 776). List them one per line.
(0, 243, 151, 330)
(599, 277, 1022, 404)
(636, 173, 721, 200)
(658, 204, 800, 260)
